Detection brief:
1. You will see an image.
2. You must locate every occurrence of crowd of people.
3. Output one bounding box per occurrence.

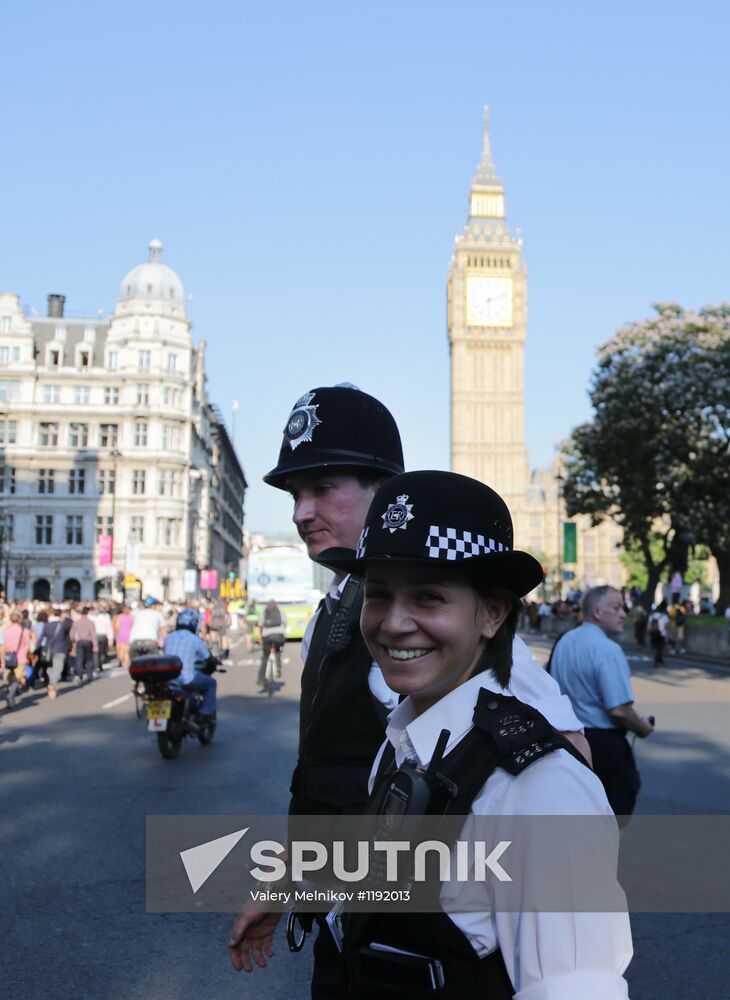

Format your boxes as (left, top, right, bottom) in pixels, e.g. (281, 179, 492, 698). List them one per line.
(0, 595, 247, 709)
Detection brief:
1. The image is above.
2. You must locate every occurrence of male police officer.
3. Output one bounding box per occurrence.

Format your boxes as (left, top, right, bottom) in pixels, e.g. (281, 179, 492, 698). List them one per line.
(229, 385, 590, 996)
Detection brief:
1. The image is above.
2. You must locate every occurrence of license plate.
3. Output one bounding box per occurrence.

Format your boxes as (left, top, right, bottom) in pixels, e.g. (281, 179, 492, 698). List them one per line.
(148, 717, 168, 732)
(147, 700, 172, 720)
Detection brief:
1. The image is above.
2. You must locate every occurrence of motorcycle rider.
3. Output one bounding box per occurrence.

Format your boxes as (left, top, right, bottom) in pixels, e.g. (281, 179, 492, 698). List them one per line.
(162, 608, 217, 723)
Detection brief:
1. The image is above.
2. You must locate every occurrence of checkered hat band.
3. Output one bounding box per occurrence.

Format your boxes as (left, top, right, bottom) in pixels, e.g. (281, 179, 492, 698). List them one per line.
(425, 525, 509, 561)
(356, 527, 370, 558)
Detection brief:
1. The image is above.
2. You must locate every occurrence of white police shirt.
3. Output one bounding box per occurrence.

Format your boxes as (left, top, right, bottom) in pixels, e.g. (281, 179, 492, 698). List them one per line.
(369, 673, 633, 1000)
(301, 575, 584, 732)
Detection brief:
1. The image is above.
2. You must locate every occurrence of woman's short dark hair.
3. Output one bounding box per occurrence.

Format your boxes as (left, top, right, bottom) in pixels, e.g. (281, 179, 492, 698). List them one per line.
(467, 576, 521, 689)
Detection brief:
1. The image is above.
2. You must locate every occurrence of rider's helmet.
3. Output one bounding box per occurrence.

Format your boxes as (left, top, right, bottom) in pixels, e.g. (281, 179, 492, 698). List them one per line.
(263, 384, 404, 490)
(176, 608, 200, 633)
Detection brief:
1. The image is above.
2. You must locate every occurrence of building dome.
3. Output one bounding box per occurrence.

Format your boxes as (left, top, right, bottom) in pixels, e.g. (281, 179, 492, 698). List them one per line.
(119, 238, 185, 305)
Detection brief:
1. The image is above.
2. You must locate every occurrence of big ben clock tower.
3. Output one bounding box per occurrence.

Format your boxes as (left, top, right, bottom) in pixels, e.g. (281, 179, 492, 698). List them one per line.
(448, 106, 529, 520)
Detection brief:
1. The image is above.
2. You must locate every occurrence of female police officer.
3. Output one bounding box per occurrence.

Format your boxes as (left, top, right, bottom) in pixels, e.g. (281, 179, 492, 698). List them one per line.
(318, 470, 632, 1000)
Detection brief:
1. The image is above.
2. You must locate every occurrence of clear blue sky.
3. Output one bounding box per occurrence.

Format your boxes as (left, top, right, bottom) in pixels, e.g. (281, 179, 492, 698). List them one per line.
(3, 1, 729, 533)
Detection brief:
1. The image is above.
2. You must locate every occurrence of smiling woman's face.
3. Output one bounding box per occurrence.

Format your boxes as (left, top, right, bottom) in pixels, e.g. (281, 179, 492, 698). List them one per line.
(361, 562, 510, 715)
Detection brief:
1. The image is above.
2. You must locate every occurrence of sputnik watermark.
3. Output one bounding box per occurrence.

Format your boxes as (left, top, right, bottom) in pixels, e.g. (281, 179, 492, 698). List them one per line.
(177, 828, 511, 897)
(247, 838, 512, 884)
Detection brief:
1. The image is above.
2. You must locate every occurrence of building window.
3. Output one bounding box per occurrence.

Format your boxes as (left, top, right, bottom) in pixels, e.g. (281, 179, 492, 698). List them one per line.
(99, 423, 118, 447)
(69, 469, 86, 495)
(161, 424, 179, 450)
(107, 351, 118, 370)
(95, 515, 113, 539)
(0, 420, 17, 445)
(0, 346, 20, 364)
(55, 327, 67, 341)
(73, 385, 90, 405)
(132, 469, 146, 495)
(35, 515, 53, 545)
(39, 422, 59, 447)
(43, 384, 61, 404)
(48, 348, 61, 368)
(134, 422, 148, 447)
(138, 350, 151, 372)
(103, 386, 119, 405)
(167, 353, 177, 372)
(157, 470, 179, 496)
(1, 513, 13, 541)
(77, 348, 91, 369)
(97, 469, 116, 495)
(69, 422, 89, 448)
(129, 516, 145, 542)
(38, 468, 55, 494)
(0, 465, 16, 494)
(156, 517, 179, 547)
(162, 387, 181, 407)
(65, 515, 83, 545)
(0, 381, 21, 402)
(83, 328, 96, 343)
(136, 384, 149, 406)
(0, 317, 10, 333)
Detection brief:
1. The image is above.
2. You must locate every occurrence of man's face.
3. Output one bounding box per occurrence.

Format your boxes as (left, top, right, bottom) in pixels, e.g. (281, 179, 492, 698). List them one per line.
(593, 589, 626, 636)
(287, 471, 381, 560)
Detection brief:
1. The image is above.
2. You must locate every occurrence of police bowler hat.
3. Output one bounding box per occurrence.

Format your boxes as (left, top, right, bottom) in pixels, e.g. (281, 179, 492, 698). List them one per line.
(317, 470, 544, 598)
(264, 386, 404, 489)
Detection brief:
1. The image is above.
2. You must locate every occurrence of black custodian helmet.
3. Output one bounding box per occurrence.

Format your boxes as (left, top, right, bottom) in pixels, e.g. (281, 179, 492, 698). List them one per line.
(263, 385, 404, 490)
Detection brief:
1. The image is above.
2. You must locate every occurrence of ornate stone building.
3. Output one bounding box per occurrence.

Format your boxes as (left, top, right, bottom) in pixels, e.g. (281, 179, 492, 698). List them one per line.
(448, 110, 624, 595)
(0, 240, 246, 602)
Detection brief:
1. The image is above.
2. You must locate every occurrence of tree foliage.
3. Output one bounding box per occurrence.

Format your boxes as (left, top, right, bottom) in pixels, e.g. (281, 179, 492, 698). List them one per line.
(562, 303, 730, 610)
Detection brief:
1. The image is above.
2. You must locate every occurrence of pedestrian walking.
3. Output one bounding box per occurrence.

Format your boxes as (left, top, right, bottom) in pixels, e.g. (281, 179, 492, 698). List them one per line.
(42, 608, 73, 699)
(648, 604, 669, 668)
(89, 603, 114, 671)
(69, 607, 97, 684)
(550, 585, 655, 822)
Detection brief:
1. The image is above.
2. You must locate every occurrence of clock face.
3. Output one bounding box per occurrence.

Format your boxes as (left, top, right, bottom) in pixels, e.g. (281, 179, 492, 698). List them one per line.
(466, 276, 513, 327)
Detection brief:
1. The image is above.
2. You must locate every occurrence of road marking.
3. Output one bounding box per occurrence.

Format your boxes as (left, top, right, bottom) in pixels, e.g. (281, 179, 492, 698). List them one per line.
(102, 692, 134, 709)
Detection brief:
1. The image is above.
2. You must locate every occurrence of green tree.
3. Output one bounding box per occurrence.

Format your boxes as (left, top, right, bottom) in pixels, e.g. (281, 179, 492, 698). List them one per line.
(563, 303, 730, 611)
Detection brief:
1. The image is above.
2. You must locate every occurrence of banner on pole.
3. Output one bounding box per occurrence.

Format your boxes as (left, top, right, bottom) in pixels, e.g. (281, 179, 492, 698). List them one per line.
(98, 535, 113, 566)
(563, 522, 577, 563)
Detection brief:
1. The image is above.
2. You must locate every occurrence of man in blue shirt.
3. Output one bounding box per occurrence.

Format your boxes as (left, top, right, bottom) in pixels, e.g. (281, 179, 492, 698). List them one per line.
(551, 585, 654, 819)
(163, 609, 217, 721)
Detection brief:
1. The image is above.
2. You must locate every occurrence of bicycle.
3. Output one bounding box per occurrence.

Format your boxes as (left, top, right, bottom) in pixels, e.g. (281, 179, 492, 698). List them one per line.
(260, 638, 284, 697)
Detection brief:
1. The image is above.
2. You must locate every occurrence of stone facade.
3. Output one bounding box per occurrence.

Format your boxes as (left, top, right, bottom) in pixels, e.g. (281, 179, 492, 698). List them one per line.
(448, 109, 624, 595)
(0, 240, 246, 602)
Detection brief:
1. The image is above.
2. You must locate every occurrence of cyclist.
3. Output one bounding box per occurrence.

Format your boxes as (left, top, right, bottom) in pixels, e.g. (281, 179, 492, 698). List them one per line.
(257, 599, 287, 689)
(163, 608, 218, 723)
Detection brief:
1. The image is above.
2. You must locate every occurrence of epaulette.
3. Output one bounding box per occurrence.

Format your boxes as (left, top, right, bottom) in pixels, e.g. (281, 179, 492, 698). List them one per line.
(472, 689, 566, 776)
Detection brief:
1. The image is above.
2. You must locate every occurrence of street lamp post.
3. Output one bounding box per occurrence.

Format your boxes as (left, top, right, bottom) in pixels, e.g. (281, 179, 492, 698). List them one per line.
(109, 447, 121, 564)
(0, 513, 8, 598)
(555, 472, 564, 602)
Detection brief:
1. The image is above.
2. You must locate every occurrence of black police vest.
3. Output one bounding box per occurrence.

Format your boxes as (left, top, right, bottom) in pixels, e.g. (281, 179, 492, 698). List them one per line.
(290, 596, 388, 815)
(346, 689, 591, 999)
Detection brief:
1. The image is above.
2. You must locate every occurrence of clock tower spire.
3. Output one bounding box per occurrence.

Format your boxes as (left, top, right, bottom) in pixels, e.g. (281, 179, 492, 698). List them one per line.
(448, 106, 529, 518)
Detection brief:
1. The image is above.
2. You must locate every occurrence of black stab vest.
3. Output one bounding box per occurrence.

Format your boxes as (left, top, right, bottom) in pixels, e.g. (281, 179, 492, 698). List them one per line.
(290, 594, 388, 815)
(345, 690, 591, 999)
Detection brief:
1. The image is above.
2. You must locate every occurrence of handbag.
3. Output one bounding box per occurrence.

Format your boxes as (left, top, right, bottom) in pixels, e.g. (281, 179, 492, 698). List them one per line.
(4, 630, 22, 671)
